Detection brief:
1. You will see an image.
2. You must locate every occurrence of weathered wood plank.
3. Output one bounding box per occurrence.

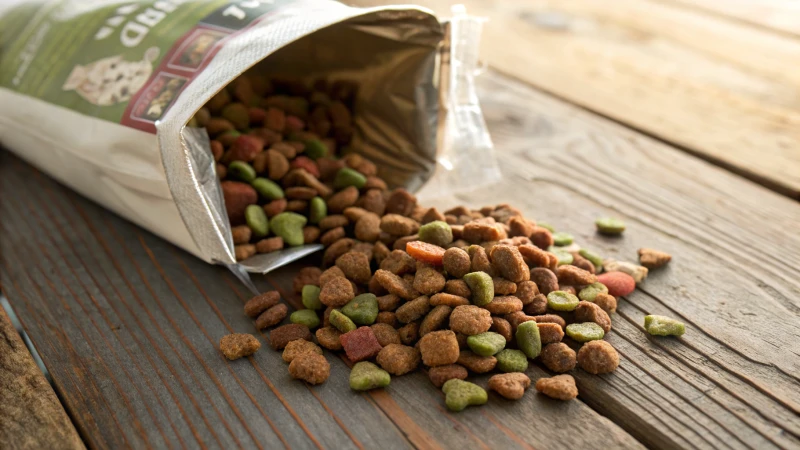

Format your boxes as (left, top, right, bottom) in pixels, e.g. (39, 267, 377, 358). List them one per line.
(351, 0, 800, 198)
(663, 0, 800, 38)
(0, 147, 643, 449)
(408, 71, 800, 449)
(0, 306, 86, 450)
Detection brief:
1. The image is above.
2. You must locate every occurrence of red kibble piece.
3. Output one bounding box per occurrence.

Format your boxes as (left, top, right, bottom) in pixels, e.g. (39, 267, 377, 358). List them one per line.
(406, 241, 446, 266)
(597, 271, 636, 297)
(228, 135, 264, 162)
(291, 156, 320, 178)
(340, 326, 383, 362)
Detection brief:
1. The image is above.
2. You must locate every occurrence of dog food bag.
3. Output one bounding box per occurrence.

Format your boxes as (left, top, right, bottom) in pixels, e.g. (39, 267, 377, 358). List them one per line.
(0, 0, 497, 271)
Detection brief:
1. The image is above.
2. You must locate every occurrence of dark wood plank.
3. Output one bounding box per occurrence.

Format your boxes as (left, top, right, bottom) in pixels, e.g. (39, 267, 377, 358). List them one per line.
(0, 306, 85, 450)
(407, 71, 799, 449)
(0, 145, 642, 449)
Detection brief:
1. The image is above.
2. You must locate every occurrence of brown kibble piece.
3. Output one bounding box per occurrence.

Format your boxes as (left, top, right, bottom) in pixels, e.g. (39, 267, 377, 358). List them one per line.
(282, 339, 323, 363)
(413, 265, 446, 295)
(538, 322, 565, 344)
(343, 207, 371, 222)
(285, 200, 308, 213)
(374, 269, 419, 300)
(593, 293, 618, 314)
(449, 305, 492, 335)
(457, 351, 497, 373)
(428, 364, 468, 388)
(285, 186, 317, 200)
(524, 294, 548, 315)
(571, 253, 596, 274)
(430, 293, 470, 307)
(484, 296, 523, 315)
(316, 327, 343, 350)
(354, 213, 382, 242)
(289, 353, 330, 385)
(256, 237, 284, 253)
(319, 266, 345, 287)
(244, 291, 281, 317)
(398, 322, 420, 345)
(422, 207, 447, 224)
(255, 304, 288, 329)
(395, 296, 431, 323)
(557, 265, 598, 286)
(303, 227, 320, 244)
(535, 374, 578, 400)
(323, 238, 356, 266)
(235, 244, 256, 261)
(491, 317, 513, 342)
(380, 214, 420, 236)
(518, 244, 551, 268)
(468, 245, 494, 276)
(385, 188, 417, 216)
(231, 225, 252, 244)
(376, 294, 401, 312)
(376, 344, 421, 375)
(319, 276, 354, 307)
(219, 333, 261, 360)
(263, 198, 287, 217)
(393, 234, 419, 252)
(336, 251, 371, 284)
(488, 373, 531, 400)
(575, 301, 612, 333)
(320, 226, 346, 246)
(577, 340, 620, 374)
(529, 227, 554, 249)
(530, 268, 559, 295)
(463, 221, 504, 244)
(294, 267, 322, 293)
(266, 149, 290, 180)
(540, 343, 576, 373)
(319, 215, 349, 231)
(493, 277, 517, 295)
(371, 323, 401, 346)
(380, 250, 417, 275)
(356, 189, 387, 216)
(490, 245, 530, 283)
(269, 324, 312, 350)
(327, 186, 359, 213)
(533, 314, 567, 330)
(638, 248, 672, 269)
(419, 305, 452, 336)
(508, 216, 535, 238)
(419, 330, 460, 366)
(442, 247, 471, 278)
(375, 311, 397, 327)
(515, 281, 539, 305)
(444, 279, 471, 298)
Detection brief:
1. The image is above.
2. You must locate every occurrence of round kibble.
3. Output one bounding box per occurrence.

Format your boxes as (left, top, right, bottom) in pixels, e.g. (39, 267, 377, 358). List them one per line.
(457, 351, 497, 373)
(495, 349, 529, 373)
(418, 221, 454, 248)
(595, 217, 625, 235)
(315, 326, 343, 351)
(371, 323, 401, 346)
(449, 305, 492, 336)
(540, 343, 576, 372)
(565, 322, 605, 342)
(289, 353, 329, 385)
(428, 364, 468, 388)
(550, 248, 573, 266)
(255, 303, 288, 329)
(552, 232, 574, 246)
(547, 291, 580, 312)
(577, 340, 619, 374)
(579, 282, 609, 302)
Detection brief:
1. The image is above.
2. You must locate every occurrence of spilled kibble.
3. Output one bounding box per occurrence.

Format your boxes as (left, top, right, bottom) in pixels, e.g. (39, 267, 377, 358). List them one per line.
(350, 362, 391, 391)
(535, 375, 578, 401)
(644, 315, 685, 336)
(219, 333, 261, 360)
(442, 379, 488, 412)
(488, 373, 530, 400)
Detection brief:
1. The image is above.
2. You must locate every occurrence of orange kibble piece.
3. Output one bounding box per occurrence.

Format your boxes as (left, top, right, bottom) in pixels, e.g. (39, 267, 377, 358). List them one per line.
(406, 241, 446, 266)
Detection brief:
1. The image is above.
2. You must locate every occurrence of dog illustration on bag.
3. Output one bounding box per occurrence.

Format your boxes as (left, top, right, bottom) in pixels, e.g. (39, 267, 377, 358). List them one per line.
(63, 47, 160, 106)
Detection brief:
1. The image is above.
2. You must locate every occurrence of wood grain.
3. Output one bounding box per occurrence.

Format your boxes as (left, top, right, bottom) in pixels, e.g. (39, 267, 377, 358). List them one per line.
(351, 0, 800, 199)
(662, 0, 800, 37)
(0, 144, 641, 448)
(0, 307, 85, 450)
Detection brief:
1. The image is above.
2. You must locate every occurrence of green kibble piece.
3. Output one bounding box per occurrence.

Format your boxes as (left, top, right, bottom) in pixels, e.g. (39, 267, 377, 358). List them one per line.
(228, 161, 256, 183)
(579, 282, 609, 302)
(495, 349, 529, 373)
(418, 221, 453, 247)
(302, 285, 323, 310)
(552, 232, 574, 246)
(252, 177, 284, 200)
(221, 103, 250, 129)
(329, 309, 357, 333)
(566, 322, 605, 342)
(442, 379, 488, 412)
(290, 309, 320, 329)
(538, 222, 555, 232)
(333, 167, 367, 190)
(269, 212, 307, 246)
(350, 362, 391, 391)
(245, 205, 269, 238)
(463, 271, 494, 306)
(341, 294, 379, 325)
(466, 332, 506, 356)
(309, 197, 327, 224)
(579, 249, 604, 271)
(547, 291, 580, 311)
(549, 248, 574, 266)
(644, 315, 685, 336)
(595, 217, 626, 235)
(515, 321, 542, 359)
(304, 139, 328, 159)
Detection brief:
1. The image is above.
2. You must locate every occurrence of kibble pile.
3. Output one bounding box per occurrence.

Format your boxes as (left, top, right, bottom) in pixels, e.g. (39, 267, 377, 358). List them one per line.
(205, 75, 682, 411)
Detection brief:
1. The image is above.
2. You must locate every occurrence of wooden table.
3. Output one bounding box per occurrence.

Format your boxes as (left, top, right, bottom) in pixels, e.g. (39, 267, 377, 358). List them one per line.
(2, 1, 800, 449)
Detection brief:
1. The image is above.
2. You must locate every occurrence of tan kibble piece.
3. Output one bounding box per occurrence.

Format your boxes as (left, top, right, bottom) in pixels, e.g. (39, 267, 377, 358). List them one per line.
(288, 353, 330, 385)
(577, 340, 620, 374)
(463, 221, 504, 244)
(219, 333, 261, 360)
(231, 225, 252, 244)
(428, 364, 468, 388)
(444, 279, 471, 298)
(515, 280, 540, 306)
(529, 226, 554, 249)
(571, 253, 596, 274)
(235, 244, 256, 261)
(282, 339, 323, 363)
(385, 188, 417, 216)
(489, 245, 530, 283)
(375, 311, 397, 327)
(374, 269, 419, 300)
(380, 250, 417, 275)
(419, 305, 453, 336)
(303, 227, 320, 244)
(395, 296, 431, 323)
(430, 293, 470, 307)
(319, 266, 346, 287)
(244, 291, 280, 317)
(556, 265, 598, 286)
(507, 216, 535, 238)
(319, 215, 349, 231)
(376, 344, 421, 375)
(371, 323, 401, 346)
(468, 245, 494, 275)
(316, 327, 343, 350)
(484, 296, 523, 315)
(638, 248, 672, 269)
(376, 294, 401, 311)
(442, 247, 471, 278)
(535, 374, 578, 400)
(336, 251, 372, 284)
(518, 244, 551, 268)
(343, 206, 371, 222)
(413, 266, 446, 295)
(523, 294, 548, 315)
(449, 305, 492, 335)
(255, 304, 288, 329)
(380, 214, 420, 236)
(393, 234, 419, 251)
(457, 351, 497, 373)
(575, 301, 612, 333)
(492, 277, 517, 295)
(293, 266, 322, 293)
(320, 226, 346, 246)
(357, 189, 387, 216)
(533, 314, 567, 330)
(398, 322, 420, 345)
(319, 276, 354, 307)
(593, 293, 618, 314)
(327, 186, 359, 213)
(355, 213, 382, 242)
(538, 322, 565, 344)
(540, 343, 576, 373)
(422, 207, 447, 224)
(491, 317, 513, 342)
(488, 373, 531, 400)
(256, 237, 284, 253)
(419, 330, 460, 366)
(323, 239, 356, 268)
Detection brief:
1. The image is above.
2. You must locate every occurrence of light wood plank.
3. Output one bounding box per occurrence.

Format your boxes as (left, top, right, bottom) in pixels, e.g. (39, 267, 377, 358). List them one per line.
(352, 0, 800, 198)
(664, 0, 800, 38)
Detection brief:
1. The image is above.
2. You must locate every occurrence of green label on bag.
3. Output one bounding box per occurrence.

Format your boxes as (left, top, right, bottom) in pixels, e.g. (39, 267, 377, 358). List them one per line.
(0, 0, 290, 133)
